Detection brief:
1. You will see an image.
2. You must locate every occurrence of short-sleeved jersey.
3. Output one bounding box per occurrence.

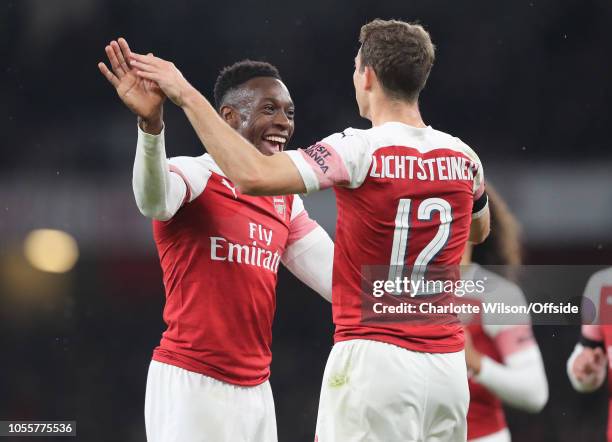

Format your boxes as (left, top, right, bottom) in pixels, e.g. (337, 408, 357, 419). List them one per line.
(460, 264, 535, 440)
(287, 122, 486, 353)
(152, 154, 317, 386)
(579, 267, 612, 441)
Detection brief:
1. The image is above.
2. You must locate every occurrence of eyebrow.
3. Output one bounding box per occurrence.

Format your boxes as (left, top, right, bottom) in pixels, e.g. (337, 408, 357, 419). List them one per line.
(260, 97, 294, 107)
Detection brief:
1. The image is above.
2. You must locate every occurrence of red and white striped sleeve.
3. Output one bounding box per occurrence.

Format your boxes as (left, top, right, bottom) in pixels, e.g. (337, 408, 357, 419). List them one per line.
(285, 128, 372, 193)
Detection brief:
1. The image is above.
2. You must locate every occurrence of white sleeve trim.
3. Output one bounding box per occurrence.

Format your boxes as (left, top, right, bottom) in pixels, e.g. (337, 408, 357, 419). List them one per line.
(567, 343, 607, 393)
(290, 194, 306, 221)
(281, 226, 333, 302)
(474, 346, 548, 413)
(285, 151, 320, 194)
(133, 125, 186, 221)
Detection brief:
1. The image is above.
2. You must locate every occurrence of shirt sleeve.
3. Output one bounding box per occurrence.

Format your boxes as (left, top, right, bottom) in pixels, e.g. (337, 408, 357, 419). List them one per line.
(475, 345, 548, 413)
(285, 128, 372, 193)
(473, 277, 548, 412)
(457, 140, 487, 218)
(166, 156, 212, 204)
(282, 195, 334, 302)
(482, 282, 531, 337)
(132, 125, 211, 221)
(581, 271, 605, 324)
(282, 226, 334, 303)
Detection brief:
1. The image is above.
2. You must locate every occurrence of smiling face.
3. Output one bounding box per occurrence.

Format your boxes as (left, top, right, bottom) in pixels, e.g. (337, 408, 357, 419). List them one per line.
(221, 77, 295, 156)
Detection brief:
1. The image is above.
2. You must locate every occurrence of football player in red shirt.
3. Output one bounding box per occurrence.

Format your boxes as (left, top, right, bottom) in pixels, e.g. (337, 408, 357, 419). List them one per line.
(99, 39, 333, 442)
(461, 185, 548, 441)
(567, 268, 612, 441)
(128, 18, 490, 441)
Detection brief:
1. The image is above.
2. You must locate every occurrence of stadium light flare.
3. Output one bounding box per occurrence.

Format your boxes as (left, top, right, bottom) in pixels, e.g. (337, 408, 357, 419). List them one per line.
(23, 229, 79, 273)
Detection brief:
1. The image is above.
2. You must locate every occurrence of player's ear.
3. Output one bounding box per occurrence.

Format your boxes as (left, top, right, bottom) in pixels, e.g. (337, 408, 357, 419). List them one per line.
(363, 66, 375, 91)
(220, 105, 240, 129)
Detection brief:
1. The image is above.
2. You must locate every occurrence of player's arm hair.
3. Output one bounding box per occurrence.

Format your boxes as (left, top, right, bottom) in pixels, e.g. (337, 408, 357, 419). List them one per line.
(180, 88, 307, 195)
(469, 192, 490, 244)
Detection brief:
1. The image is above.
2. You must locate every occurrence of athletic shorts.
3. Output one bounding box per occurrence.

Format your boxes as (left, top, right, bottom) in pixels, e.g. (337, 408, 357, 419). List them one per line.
(145, 360, 277, 442)
(315, 339, 469, 442)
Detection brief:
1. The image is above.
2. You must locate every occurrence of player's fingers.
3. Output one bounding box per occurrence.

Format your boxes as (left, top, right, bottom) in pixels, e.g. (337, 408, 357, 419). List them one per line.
(130, 59, 156, 72)
(98, 62, 120, 88)
(136, 70, 159, 81)
(117, 37, 133, 63)
(117, 38, 134, 69)
(130, 52, 152, 64)
(105, 44, 124, 77)
(131, 52, 164, 68)
(111, 40, 130, 73)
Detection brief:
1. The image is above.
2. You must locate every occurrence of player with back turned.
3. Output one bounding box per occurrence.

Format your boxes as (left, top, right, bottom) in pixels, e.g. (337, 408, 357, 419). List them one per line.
(98, 39, 334, 442)
(129, 18, 491, 441)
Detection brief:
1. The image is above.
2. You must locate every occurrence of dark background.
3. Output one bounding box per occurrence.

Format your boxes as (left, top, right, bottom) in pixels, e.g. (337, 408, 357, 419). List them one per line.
(2, 0, 612, 440)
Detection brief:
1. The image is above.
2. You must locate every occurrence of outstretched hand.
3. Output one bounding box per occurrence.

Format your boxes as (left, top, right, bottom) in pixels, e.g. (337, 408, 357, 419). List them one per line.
(573, 346, 607, 383)
(98, 38, 166, 132)
(129, 53, 196, 107)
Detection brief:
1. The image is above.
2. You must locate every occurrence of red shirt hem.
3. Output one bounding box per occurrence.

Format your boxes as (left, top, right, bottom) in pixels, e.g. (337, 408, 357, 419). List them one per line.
(334, 334, 464, 353)
(152, 348, 270, 387)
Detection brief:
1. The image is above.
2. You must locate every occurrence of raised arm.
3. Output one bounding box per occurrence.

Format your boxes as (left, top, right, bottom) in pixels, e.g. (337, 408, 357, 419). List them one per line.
(99, 39, 203, 220)
(132, 127, 189, 220)
(129, 52, 306, 196)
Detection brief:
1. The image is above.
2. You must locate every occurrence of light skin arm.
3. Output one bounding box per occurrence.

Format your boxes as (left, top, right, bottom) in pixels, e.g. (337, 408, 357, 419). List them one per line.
(469, 207, 490, 244)
(128, 51, 306, 195)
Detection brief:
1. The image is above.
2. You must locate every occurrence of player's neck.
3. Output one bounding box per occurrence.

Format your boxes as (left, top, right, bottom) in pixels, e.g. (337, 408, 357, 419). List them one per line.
(367, 96, 426, 128)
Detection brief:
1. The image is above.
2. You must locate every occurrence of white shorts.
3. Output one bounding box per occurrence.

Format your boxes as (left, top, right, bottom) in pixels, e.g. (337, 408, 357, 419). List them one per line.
(469, 428, 511, 442)
(315, 339, 469, 442)
(145, 360, 277, 442)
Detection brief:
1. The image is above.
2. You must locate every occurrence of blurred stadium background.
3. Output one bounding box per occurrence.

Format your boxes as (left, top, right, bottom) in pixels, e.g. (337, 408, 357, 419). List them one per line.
(3, 0, 612, 440)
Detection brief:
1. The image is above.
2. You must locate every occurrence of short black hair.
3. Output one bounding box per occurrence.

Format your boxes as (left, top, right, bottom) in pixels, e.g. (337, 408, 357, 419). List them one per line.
(213, 60, 282, 110)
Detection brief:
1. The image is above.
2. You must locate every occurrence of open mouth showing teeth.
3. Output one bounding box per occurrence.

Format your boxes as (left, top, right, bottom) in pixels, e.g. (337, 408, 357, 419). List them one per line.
(264, 136, 287, 144)
(263, 135, 287, 151)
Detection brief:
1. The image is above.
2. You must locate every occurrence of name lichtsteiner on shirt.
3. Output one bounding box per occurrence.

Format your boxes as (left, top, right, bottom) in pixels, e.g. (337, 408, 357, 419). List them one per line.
(370, 155, 478, 181)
